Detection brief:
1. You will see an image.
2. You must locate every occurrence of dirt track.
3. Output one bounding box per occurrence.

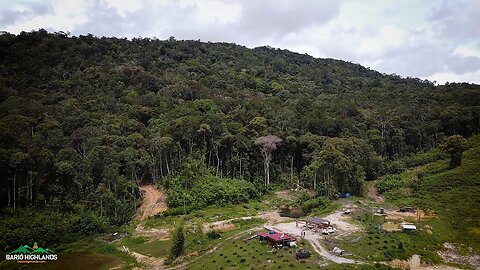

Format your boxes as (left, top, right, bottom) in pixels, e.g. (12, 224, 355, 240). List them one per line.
(272, 221, 361, 264)
(136, 185, 168, 221)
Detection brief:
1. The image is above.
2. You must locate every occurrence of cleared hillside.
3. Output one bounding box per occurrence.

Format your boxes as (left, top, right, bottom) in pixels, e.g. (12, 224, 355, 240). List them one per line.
(379, 134, 480, 251)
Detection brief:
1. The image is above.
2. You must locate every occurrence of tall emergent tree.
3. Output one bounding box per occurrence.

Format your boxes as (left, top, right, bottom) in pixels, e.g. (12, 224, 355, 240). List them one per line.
(255, 135, 282, 186)
(168, 220, 185, 262)
(440, 135, 467, 168)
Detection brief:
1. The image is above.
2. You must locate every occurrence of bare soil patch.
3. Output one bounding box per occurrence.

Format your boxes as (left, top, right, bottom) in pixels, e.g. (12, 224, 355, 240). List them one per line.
(271, 205, 362, 264)
(203, 220, 237, 233)
(135, 224, 171, 242)
(437, 242, 480, 270)
(382, 222, 401, 232)
(129, 250, 165, 269)
(272, 221, 359, 264)
(367, 182, 384, 203)
(258, 210, 291, 225)
(136, 185, 168, 221)
(275, 190, 293, 200)
(202, 210, 291, 233)
(390, 254, 462, 270)
(384, 209, 429, 221)
(323, 210, 361, 237)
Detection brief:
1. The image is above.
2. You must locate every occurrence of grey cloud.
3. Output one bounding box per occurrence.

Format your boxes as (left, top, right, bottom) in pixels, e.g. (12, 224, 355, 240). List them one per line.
(429, 0, 480, 43)
(234, 0, 340, 40)
(72, 0, 132, 38)
(72, 0, 340, 47)
(0, 0, 52, 26)
(73, 0, 199, 39)
(165, 0, 340, 46)
(448, 55, 480, 74)
(373, 0, 480, 78)
(374, 41, 480, 77)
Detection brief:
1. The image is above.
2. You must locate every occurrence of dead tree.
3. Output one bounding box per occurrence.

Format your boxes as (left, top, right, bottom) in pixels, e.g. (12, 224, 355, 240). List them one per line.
(255, 135, 282, 186)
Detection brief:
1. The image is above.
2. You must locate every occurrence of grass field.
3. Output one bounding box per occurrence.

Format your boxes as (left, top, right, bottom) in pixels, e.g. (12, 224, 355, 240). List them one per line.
(335, 225, 442, 263)
(142, 200, 269, 229)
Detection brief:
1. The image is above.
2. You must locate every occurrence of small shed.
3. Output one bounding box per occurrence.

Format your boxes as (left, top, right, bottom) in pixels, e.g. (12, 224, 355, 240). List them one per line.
(400, 223, 417, 231)
(306, 217, 331, 229)
(400, 206, 416, 213)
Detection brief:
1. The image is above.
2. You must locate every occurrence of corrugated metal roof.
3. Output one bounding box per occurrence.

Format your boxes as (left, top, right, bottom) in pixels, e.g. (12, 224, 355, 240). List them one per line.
(307, 216, 330, 224)
(257, 232, 269, 237)
(268, 233, 293, 241)
(400, 224, 417, 230)
(257, 231, 293, 241)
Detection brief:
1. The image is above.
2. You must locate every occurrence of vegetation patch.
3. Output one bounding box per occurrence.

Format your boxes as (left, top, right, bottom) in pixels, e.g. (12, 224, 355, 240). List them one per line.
(190, 233, 318, 270)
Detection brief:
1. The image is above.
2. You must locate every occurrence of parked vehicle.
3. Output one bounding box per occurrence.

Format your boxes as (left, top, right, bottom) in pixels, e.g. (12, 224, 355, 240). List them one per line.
(296, 249, 311, 259)
(322, 226, 336, 234)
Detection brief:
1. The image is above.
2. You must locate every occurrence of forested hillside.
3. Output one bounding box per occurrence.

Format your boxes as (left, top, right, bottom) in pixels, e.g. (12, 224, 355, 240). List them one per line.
(0, 30, 479, 247)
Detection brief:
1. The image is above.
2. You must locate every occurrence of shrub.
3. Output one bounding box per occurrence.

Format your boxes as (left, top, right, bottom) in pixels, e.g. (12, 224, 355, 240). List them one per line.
(301, 196, 331, 213)
(166, 175, 259, 212)
(376, 175, 402, 194)
(168, 220, 185, 262)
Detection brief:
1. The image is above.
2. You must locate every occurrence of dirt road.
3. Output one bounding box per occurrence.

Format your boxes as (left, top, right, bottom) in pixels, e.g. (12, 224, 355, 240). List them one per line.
(136, 185, 168, 221)
(323, 210, 360, 237)
(273, 221, 360, 264)
(202, 210, 291, 233)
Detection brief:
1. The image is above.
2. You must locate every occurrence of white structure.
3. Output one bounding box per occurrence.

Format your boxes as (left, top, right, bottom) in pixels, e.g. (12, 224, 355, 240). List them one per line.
(400, 223, 417, 230)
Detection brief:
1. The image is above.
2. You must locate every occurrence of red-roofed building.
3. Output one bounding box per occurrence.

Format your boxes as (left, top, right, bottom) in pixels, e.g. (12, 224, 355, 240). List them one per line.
(257, 231, 295, 247)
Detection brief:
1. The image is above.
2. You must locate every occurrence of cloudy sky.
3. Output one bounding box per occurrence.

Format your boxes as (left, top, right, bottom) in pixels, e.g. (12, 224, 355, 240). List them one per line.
(1, 0, 480, 84)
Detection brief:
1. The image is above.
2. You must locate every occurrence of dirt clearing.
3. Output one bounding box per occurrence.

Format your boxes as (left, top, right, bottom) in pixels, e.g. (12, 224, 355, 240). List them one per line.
(128, 250, 165, 269)
(384, 209, 433, 221)
(323, 210, 361, 237)
(272, 221, 360, 264)
(275, 190, 293, 200)
(136, 185, 168, 221)
(390, 254, 462, 270)
(202, 210, 291, 233)
(437, 242, 480, 270)
(135, 224, 171, 242)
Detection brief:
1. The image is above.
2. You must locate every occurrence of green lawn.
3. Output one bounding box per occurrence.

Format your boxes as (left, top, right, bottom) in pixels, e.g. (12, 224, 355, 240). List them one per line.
(143, 200, 269, 229)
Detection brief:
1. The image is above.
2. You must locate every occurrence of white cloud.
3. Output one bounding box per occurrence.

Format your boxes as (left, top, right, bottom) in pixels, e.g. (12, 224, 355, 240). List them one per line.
(453, 45, 480, 58)
(2, 0, 89, 33)
(186, 0, 241, 24)
(427, 70, 480, 84)
(103, 0, 142, 17)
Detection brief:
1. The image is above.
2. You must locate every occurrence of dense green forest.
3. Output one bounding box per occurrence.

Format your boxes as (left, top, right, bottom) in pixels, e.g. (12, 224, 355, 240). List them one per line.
(0, 30, 479, 248)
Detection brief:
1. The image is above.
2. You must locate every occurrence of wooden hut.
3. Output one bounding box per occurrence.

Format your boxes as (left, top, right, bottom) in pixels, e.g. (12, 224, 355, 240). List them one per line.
(306, 217, 331, 229)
